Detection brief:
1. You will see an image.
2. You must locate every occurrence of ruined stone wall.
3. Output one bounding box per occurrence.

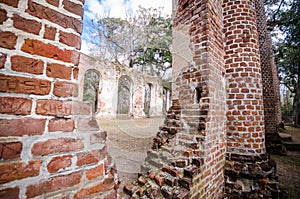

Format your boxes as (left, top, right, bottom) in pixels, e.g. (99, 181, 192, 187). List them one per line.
(0, 1, 116, 198)
(78, 53, 164, 118)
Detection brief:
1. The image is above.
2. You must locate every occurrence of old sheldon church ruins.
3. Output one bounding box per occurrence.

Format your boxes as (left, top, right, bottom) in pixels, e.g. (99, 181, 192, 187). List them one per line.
(0, 0, 282, 198)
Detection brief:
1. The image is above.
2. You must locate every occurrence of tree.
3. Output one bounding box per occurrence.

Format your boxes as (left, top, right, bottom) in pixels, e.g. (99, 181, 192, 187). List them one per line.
(265, 0, 300, 125)
(84, 6, 172, 79)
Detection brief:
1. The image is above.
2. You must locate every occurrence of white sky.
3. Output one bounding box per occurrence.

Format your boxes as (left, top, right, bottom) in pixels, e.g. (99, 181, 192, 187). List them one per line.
(82, 0, 172, 53)
(84, 0, 172, 19)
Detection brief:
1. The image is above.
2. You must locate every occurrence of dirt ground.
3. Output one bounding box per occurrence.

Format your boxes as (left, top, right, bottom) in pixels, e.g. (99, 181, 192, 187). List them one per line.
(97, 117, 165, 194)
(273, 126, 300, 199)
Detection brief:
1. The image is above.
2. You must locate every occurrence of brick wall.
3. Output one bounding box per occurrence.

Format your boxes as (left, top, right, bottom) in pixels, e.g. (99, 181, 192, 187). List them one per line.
(0, 1, 117, 198)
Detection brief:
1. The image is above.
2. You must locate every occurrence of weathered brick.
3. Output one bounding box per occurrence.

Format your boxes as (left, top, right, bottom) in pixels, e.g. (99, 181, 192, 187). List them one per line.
(12, 14, 42, 35)
(0, 74, 51, 95)
(0, 118, 45, 137)
(36, 100, 91, 116)
(21, 39, 80, 65)
(0, 0, 19, 7)
(0, 53, 6, 68)
(32, 138, 84, 156)
(26, 171, 82, 198)
(47, 155, 73, 173)
(43, 25, 56, 40)
(86, 164, 104, 180)
(0, 142, 22, 160)
(0, 8, 8, 24)
(46, 63, 72, 80)
(90, 131, 107, 145)
(53, 81, 78, 97)
(46, 0, 59, 7)
(0, 160, 41, 184)
(62, 0, 83, 16)
(0, 31, 17, 49)
(11, 55, 44, 75)
(74, 174, 114, 199)
(0, 97, 31, 115)
(48, 118, 75, 132)
(76, 148, 107, 166)
(26, 0, 82, 34)
(0, 187, 19, 199)
(73, 67, 79, 79)
(59, 31, 81, 49)
(77, 118, 99, 132)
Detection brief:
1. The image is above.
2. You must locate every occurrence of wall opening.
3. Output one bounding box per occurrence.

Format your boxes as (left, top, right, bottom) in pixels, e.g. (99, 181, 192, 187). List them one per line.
(83, 69, 101, 113)
(117, 76, 132, 115)
(194, 87, 202, 104)
(144, 83, 152, 117)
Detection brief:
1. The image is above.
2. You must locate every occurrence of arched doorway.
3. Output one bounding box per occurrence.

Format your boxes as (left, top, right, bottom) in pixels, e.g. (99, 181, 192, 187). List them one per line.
(117, 76, 132, 114)
(83, 69, 101, 113)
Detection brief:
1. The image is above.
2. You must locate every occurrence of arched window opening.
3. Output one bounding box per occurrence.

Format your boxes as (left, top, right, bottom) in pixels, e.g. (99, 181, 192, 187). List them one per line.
(83, 70, 101, 113)
(144, 83, 152, 117)
(117, 76, 132, 114)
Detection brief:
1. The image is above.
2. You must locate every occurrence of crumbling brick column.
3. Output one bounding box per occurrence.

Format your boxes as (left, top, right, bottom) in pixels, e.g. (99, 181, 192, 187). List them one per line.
(0, 1, 117, 198)
(223, 0, 278, 197)
(255, 0, 284, 155)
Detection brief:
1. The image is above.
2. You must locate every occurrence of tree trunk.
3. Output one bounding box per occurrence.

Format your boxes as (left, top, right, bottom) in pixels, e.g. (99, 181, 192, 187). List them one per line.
(293, 65, 300, 126)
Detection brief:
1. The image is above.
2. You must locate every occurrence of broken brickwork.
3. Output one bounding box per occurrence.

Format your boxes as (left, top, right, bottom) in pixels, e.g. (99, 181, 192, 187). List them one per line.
(125, 0, 280, 198)
(0, 1, 117, 198)
(0, 0, 281, 199)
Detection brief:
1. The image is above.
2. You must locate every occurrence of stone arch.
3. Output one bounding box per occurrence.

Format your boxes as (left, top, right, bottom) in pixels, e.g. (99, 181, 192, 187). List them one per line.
(83, 69, 102, 113)
(117, 75, 133, 115)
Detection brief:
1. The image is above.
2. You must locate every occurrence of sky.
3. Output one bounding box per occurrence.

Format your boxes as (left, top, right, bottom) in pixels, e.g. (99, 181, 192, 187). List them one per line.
(81, 0, 173, 53)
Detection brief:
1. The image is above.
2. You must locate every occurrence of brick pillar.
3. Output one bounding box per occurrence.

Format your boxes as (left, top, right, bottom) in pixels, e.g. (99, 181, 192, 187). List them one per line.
(224, 0, 278, 198)
(0, 1, 117, 198)
(124, 0, 227, 198)
(255, 0, 284, 155)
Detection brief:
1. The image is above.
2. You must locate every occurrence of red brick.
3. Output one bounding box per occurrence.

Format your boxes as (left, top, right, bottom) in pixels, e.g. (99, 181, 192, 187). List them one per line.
(73, 67, 79, 79)
(26, 171, 82, 198)
(0, 53, 6, 68)
(47, 155, 73, 173)
(26, 0, 82, 34)
(0, 118, 45, 137)
(21, 39, 80, 65)
(12, 14, 42, 35)
(46, 0, 59, 7)
(62, 0, 83, 16)
(36, 100, 91, 116)
(43, 25, 56, 40)
(74, 174, 114, 199)
(76, 148, 107, 166)
(31, 138, 84, 156)
(0, 31, 17, 49)
(46, 63, 72, 80)
(0, 97, 32, 115)
(0, 160, 41, 184)
(48, 118, 75, 132)
(0, 8, 8, 24)
(0, 74, 51, 95)
(0, 0, 19, 7)
(0, 142, 22, 160)
(53, 81, 78, 97)
(59, 31, 81, 49)
(0, 187, 19, 199)
(11, 55, 44, 75)
(86, 164, 104, 180)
